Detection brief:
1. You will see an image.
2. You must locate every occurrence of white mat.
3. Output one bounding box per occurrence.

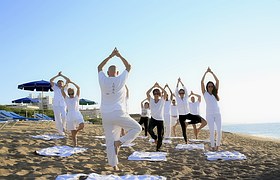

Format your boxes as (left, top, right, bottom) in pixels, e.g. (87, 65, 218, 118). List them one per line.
(31, 134, 65, 141)
(128, 151, 167, 161)
(93, 136, 105, 139)
(35, 146, 87, 157)
(101, 143, 135, 147)
(175, 144, 205, 150)
(189, 139, 210, 143)
(56, 173, 166, 180)
(138, 135, 149, 139)
(149, 139, 172, 144)
(204, 151, 247, 161)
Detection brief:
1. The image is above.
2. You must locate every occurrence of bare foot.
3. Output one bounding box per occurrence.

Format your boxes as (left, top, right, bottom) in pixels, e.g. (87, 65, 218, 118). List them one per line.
(114, 140, 121, 155)
(154, 139, 158, 144)
(113, 166, 119, 171)
(215, 146, 219, 151)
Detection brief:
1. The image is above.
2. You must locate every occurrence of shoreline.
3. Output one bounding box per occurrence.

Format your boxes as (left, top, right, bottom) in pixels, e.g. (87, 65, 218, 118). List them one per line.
(1, 122, 280, 179)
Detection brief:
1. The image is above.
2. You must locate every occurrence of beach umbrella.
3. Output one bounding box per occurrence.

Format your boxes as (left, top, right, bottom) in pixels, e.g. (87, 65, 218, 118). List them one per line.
(18, 80, 53, 110)
(79, 98, 97, 109)
(12, 97, 40, 104)
(12, 97, 40, 117)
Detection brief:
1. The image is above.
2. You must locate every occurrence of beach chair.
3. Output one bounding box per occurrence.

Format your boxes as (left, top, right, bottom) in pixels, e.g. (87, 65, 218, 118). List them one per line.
(0, 119, 8, 130)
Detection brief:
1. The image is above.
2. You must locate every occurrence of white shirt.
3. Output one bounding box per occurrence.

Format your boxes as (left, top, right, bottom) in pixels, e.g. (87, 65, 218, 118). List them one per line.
(175, 86, 190, 115)
(141, 108, 151, 118)
(52, 83, 66, 107)
(164, 100, 171, 115)
(65, 96, 79, 112)
(189, 101, 200, 115)
(98, 70, 128, 114)
(170, 105, 178, 117)
(204, 92, 220, 115)
(150, 97, 165, 121)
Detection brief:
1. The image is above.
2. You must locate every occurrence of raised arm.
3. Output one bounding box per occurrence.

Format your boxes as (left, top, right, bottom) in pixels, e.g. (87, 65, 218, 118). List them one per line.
(189, 91, 201, 102)
(156, 83, 167, 100)
(61, 84, 67, 99)
(209, 68, 219, 90)
(146, 83, 156, 101)
(141, 98, 148, 108)
(70, 81, 80, 97)
(164, 84, 173, 100)
(50, 71, 70, 87)
(201, 68, 208, 94)
(115, 48, 131, 72)
(50, 72, 61, 87)
(125, 85, 129, 99)
(97, 49, 116, 72)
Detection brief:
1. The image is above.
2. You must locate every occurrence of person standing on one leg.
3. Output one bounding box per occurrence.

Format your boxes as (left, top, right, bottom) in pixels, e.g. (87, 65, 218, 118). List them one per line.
(146, 82, 167, 151)
(163, 84, 174, 140)
(50, 71, 70, 135)
(175, 78, 207, 144)
(98, 48, 142, 171)
(61, 80, 84, 147)
(189, 91, 201, 139)
(201, 67, 222, 151)
(138, 98, 150, 137)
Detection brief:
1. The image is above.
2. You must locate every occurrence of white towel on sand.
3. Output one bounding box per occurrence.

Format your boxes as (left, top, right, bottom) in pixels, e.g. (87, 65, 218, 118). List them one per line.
(56, 173, 167, 180)
(175, 144, 205, 150)
(93, 136, 105, 139)
(31, 134, 65, 141)
(189, 139, 210, 143)
(204, 151, 247, 161)
(35, 146, 87, 157)
(149, 139, 172, 144)
(128, 151, 167, 161)
(101, 143, 135, 147)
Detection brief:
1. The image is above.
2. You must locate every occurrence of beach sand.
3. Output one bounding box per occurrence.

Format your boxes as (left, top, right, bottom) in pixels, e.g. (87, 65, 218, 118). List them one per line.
(0, 121, 279, 179)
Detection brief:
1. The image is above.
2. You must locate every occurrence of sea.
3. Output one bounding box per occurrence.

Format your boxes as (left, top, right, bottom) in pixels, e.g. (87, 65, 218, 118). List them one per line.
(222, 123, 280, 140)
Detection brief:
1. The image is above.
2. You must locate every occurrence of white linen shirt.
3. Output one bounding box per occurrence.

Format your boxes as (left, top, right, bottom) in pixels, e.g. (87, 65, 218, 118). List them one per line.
(65, 95, 79, 112)
(52, 83, 66, 107)
(149, 97, 165, 121)
(98, 70, 128, 114)
(189, 101, 200, 115)
(175, 86, 190, 115)
(204, 92, 220, 115)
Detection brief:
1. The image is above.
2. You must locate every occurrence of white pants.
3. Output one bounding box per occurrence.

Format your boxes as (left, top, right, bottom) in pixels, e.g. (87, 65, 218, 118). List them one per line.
(164, 114, 171, 138)
(171, 116, 178, 126)
(206, 113, 222, 147)
(53, 106, 67, 135)
(102, 110, 142, 167)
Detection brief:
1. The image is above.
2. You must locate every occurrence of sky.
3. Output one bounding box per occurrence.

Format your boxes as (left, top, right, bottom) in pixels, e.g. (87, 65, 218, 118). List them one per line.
(1, 0, 280, 124)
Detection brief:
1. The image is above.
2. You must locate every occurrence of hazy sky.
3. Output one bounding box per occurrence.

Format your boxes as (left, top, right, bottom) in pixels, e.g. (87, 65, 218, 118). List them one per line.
(1, 1, 279, 124)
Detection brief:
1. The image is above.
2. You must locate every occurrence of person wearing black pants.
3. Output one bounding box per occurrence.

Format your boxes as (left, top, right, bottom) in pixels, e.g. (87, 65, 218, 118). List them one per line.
(146, 82, 167, 151)
(138, 98, 150, 136)
(148, 117, 164, 151)
(175, 78, 207, 143)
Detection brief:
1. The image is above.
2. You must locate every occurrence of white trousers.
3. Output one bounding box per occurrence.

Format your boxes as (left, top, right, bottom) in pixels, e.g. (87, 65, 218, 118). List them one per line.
(206, 113, 222, 147)
(102, 111, 142, 167)
(164, 114, 171, 138)
(53, 106, 67, 135)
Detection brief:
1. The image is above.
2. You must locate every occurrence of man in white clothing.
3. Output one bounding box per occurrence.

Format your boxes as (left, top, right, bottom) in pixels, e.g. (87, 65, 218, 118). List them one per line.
(189, 91, 204, 139)
(50, 71, 70, 135)
(98, 48, 142, 171)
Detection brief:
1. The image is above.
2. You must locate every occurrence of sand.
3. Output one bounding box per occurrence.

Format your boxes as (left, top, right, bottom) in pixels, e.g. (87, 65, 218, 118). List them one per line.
(0, 121, 280, 179)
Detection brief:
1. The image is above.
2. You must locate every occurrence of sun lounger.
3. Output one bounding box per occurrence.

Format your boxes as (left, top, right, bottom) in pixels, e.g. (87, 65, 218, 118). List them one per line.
(0, 120, 8, 130)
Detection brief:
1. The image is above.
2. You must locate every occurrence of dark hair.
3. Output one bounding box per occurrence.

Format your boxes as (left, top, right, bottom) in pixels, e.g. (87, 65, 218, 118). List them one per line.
(152, 88, 160, 95)
(179, 89, 185, 94)
(206, 81, 219, 101)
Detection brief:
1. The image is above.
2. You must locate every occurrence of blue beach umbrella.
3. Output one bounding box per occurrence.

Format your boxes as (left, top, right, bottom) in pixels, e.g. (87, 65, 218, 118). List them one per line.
(79, 98, 97, 109)
(12, 97, 40, 104)
(18, 80, 53, 110)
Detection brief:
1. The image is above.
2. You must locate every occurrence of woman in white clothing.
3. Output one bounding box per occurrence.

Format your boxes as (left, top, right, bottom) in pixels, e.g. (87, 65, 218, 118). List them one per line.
(138, 98, 150, 137)
(61, 80, 84, 147)
(201, 67, 221, 151)
(163, 84, 173, 139)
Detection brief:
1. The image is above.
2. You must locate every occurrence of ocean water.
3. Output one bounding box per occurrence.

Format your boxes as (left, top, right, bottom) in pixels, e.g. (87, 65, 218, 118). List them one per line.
(222, 123, 280, 140)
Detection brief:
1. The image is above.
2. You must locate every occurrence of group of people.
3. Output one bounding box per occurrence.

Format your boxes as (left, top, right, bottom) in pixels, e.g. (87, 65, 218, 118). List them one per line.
(49, 48, 222, 171)
(50, 72, 84, 147)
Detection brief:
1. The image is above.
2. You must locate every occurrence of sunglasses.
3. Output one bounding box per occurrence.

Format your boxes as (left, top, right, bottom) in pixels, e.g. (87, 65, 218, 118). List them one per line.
(153, 92, 160, 95)
(207, 86, 214, 88)
(179, 92, 185, 95)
